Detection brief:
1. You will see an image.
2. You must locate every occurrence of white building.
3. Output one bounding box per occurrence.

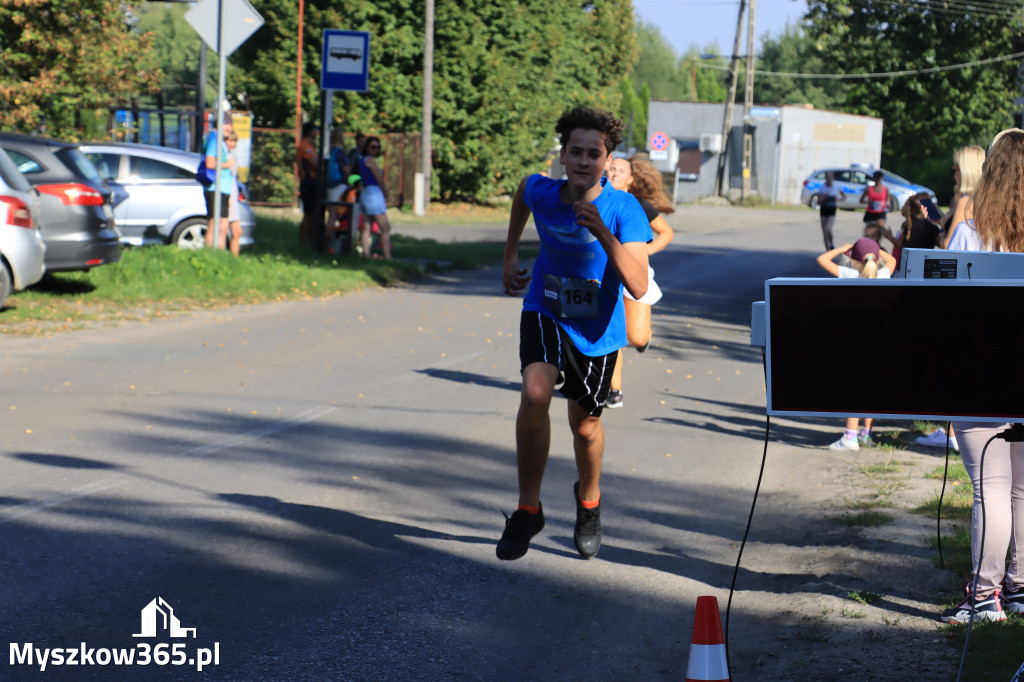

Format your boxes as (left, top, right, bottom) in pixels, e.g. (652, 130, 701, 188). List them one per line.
(645, 100, 883, 205)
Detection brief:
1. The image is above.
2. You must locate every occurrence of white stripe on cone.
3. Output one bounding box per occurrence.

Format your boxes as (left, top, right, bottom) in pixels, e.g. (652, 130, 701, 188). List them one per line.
(685, 643, 729, 681)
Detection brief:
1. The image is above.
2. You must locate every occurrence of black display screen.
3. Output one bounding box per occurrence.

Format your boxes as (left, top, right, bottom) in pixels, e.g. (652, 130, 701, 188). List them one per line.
(766, 279, 1024, 420)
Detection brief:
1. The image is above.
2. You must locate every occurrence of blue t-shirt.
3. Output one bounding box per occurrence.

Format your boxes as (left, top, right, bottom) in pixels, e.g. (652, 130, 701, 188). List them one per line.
(203, 134, 234, 194)
(522, 174, 652, 356)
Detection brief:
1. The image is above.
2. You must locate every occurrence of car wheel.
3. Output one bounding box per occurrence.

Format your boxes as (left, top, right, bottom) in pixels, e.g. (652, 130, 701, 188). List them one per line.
(0, 262, 12, 310)
(808, 195, 819, 209)
(888, 195, 899, 212)
(170, 218, 207, 249)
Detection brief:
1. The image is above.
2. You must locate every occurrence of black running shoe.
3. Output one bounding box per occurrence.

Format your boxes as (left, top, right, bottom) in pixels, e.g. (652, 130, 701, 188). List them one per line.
(496, 504, 545, 560)
(573, 481, 602, 559)
(605, 389, 623, 409)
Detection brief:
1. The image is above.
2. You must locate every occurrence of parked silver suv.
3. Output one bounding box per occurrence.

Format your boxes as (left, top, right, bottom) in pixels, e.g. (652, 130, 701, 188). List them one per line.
(79, 142, 255, 249)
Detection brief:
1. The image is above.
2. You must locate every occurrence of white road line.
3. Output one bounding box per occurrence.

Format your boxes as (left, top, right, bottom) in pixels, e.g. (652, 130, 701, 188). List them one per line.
(0, 405, 337, 524)
(0, 479, 122, 524)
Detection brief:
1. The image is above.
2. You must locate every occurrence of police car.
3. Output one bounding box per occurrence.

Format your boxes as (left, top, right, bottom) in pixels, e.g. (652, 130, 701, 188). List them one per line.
(800, 165, 936, 211)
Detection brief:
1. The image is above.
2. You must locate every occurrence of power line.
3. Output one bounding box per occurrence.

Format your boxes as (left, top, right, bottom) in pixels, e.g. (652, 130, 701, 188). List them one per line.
(696, 49, 1024, 79)
(841, 0, 1021, 20)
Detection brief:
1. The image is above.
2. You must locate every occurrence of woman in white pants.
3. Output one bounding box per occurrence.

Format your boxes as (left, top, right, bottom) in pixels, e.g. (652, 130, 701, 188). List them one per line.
(940, 129, 1024, 624)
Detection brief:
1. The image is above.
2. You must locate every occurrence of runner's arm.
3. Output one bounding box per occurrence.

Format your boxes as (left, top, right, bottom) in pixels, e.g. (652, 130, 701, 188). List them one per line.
(647, 215, 673, 256)
(573, 201, 648, 300)
(503, 177, 532, 296)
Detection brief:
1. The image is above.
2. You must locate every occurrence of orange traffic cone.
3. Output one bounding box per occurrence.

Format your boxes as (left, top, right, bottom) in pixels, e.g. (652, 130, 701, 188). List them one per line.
(685, 596, 729, 682)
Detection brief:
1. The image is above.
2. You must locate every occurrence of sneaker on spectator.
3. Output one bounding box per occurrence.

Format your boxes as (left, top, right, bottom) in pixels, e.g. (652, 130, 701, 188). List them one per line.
(858, 432, 875, 448)
(1002, 584, 1024, 615)
(916, 428, 959, 451)
(828, 435, 860, 451)
(941, 590, 1006, 623)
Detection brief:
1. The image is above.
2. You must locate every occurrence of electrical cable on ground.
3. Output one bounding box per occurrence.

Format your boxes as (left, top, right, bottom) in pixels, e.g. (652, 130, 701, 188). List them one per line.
(724, 351, 771, 679)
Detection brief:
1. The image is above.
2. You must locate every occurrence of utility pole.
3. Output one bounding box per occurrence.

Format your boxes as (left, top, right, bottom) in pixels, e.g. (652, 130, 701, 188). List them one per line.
(419, 0, 434, 215)
(715, 0, 747, 199)
(742, 0, 756, 199)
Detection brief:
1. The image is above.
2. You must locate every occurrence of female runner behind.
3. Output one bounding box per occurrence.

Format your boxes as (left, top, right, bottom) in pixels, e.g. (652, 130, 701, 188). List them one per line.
(816, 238, 895, 450)
(859, 170, 889, 242)
(603, 155, 674, 408)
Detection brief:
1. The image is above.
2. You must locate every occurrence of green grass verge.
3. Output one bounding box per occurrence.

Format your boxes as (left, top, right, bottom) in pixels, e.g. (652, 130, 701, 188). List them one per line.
(941, 613, 1024, 679)
(0, 210, 534, 335)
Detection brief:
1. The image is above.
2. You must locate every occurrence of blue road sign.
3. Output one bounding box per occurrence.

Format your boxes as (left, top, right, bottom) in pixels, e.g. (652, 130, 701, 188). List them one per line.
(321, 30, 370, 92)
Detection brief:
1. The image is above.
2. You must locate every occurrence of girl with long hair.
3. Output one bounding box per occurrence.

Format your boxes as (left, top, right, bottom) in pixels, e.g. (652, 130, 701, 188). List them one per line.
(940, 129, 1024, 623)
(603, 155, 674, 408)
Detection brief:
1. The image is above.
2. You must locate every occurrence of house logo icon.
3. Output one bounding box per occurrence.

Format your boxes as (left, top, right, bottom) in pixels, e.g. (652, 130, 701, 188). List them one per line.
(133, 597, 197, 638)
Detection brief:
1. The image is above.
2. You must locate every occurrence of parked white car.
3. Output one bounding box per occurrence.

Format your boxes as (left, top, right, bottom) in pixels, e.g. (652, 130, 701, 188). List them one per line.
(0, 146, 46, 309)
(79, 142, 255, 249)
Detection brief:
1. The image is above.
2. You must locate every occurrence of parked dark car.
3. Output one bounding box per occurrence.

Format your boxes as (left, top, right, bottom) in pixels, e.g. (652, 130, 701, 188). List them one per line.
(0, 132, 121, 272)
(79, 142, 255, 249)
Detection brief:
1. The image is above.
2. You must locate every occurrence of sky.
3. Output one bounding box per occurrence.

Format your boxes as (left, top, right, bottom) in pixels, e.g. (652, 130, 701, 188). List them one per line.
(631, 0, 807, 58)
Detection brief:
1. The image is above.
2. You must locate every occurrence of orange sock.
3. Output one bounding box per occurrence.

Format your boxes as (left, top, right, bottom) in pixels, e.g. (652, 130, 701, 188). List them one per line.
(518, 504, 540, 515)
(580, 495, 600, 509)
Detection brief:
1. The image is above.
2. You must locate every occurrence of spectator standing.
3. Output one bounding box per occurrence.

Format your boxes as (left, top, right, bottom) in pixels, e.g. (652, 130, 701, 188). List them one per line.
(295, 122, 319, 248)
(357, 136, 393, 260)
(942, 145, 985, 249)
(223, 132, 243, 256)
(203, 119, 235, 250)
(940, 128, 1024, 623)
(324, 129, 351, 246)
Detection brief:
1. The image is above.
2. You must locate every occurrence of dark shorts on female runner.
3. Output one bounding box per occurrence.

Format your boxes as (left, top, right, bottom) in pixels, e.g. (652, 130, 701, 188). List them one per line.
(863, 210, 886, 223)
(519, 310, 617, 417)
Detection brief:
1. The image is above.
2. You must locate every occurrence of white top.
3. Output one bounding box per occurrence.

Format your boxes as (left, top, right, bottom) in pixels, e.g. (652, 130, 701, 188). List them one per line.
(819, 183, 843, 206)
(947, 218, 986, 252)
(837, 265, 891, 279)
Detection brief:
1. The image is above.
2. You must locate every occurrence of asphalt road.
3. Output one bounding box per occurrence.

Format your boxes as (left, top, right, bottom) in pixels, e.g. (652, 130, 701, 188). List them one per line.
(1, 206, 947, 680)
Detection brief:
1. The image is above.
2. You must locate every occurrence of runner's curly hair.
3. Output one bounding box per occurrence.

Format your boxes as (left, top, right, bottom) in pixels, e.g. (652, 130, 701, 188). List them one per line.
(555, 107, 623, 154)
(627, 156, 675, 214)
(973, 129, 1024, 252)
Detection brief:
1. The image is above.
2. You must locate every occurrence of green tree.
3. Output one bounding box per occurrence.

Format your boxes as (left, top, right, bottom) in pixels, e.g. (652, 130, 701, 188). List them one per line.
(630, 20, 688, 101)
(804, 0, 1024, 196)
(230, 0, 635, 200)
(0, 0, 160, 136)
(136, 3, 204, 108)
(755, 24, 846, 110)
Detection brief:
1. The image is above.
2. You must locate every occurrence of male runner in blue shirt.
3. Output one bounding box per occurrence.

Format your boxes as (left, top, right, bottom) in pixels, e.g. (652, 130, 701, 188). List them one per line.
(498, 107, 652, 560)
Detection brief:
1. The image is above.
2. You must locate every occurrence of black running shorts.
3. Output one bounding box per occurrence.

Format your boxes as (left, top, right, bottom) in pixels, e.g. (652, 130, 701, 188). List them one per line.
(519, 311, 617, 417)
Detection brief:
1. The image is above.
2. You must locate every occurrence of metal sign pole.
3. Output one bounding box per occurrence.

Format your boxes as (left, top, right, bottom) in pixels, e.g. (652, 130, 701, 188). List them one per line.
(212, 0, 225, 250)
